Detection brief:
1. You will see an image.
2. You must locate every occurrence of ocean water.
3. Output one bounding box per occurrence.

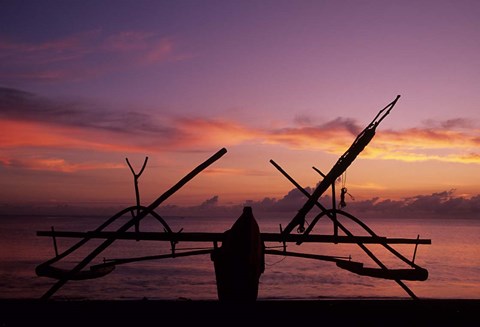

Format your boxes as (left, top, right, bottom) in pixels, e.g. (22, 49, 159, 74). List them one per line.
(1, 211, 479, 300)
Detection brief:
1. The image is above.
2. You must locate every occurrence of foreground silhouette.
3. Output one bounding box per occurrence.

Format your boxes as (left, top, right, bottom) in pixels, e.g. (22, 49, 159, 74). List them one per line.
(211, 206, 265, 301)
(35, 95, 431, 301)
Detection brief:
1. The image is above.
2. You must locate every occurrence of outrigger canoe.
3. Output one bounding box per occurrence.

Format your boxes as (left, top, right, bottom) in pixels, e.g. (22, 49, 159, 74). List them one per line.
(336, 260, 428, 281)
(36, 263, 115, 281)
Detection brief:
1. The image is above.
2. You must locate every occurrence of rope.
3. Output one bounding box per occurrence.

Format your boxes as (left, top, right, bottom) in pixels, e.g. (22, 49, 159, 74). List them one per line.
(339, 171, 354, 209)
(264, 245, 286, 249)
(174, 246, 214, 251)
(265, 255, 287, 266)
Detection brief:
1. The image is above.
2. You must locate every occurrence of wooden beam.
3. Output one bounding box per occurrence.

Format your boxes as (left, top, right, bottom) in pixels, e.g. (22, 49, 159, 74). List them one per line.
(37, 230, 431, 245)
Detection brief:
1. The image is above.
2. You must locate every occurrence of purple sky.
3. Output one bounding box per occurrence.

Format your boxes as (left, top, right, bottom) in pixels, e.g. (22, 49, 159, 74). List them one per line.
(1, 0, 479, 211)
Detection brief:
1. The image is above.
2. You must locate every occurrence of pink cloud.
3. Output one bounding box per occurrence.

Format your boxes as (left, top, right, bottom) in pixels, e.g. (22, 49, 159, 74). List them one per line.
(144, 38, 174, 63)
(3, 114, 479, 166)
(0, 30, 179, 82)
(103, 31, 154, 52)
(174, 117, 260, 146)
(0, 30, 97, 63)
(1, 87, 479, 166)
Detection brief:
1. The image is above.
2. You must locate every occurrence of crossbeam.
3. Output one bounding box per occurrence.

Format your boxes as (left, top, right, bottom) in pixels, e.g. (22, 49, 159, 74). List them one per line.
(37, 230, 431, 245)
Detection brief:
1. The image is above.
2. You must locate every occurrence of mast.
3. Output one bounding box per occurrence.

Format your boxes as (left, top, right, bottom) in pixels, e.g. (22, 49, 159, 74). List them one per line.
(281, 95, 400, 236)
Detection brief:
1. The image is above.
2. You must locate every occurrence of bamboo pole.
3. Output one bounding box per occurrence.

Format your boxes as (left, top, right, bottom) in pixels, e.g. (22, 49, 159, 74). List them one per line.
(92, 249, 214, 268)
(282, 96, 400, 236)
(265, 249, 350, 263)
(40, 147, 227, 300)
(37, 230, 430, 245)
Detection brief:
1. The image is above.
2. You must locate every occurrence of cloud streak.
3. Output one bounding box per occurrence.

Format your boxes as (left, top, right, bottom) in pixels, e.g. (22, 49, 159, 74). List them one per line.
(1, 87, 479, 173)
(364, 126, 480, 163)
(0, 30, 178, 82)
(0, 156, 124, 173)
(155, 189, 480, 220)
(0, 87, 179, 149)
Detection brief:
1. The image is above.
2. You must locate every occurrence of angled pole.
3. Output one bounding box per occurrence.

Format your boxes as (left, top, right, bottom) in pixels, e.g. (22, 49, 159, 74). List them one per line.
(40, 147, 227, 300)
(282, 95, 400, 236)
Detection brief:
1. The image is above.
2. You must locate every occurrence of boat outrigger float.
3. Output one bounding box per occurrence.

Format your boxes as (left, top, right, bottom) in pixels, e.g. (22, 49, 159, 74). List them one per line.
(36, 95, 431, 301)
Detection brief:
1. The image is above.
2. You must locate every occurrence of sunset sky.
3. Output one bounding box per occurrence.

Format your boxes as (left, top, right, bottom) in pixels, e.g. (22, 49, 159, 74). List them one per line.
(1, 0, 479, 214)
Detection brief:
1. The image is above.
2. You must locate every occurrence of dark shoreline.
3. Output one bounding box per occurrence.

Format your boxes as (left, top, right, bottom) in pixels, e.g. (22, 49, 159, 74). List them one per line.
(1, 299, 479, 326)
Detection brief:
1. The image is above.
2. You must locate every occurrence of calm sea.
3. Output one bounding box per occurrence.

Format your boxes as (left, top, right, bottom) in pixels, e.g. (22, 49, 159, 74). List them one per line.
(1, 212, 479, 300)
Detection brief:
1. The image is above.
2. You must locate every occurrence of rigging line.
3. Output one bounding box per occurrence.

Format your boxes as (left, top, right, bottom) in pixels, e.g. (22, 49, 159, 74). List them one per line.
(99, 249, 214, 267)
(264, 245, 287, 249)
(103, 247, 215, 262)
(172, 246, 214, 251)
(265, 255, 287, 266)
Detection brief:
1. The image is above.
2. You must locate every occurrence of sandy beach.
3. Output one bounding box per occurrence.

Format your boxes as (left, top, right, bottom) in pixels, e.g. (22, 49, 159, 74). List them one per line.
(1, 299, 479, 326)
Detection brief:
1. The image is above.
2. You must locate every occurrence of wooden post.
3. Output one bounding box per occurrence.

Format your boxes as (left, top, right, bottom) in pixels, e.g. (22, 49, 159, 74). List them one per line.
(126, 156, 148, 238)
(51, 226, 58, 257)
(412, 235, 420, 263)
(313, 166, 339, 242)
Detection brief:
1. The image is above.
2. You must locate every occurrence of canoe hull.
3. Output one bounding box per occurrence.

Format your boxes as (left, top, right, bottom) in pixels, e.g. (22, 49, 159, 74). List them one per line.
(336, 260, 428, 281)
(211, 207, 265, 301)
(36, 264, 115, 281)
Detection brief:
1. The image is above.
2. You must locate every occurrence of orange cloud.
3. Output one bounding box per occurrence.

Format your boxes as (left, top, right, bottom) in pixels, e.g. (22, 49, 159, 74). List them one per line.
(4, 112, 480, 166)
(258, 121, 480, 164)
(0, 157, 124, 173)
(361, 127, 480, 163)
(2, 85, 479, 168)
(0, 119, 148, 172)
(175, 118, 260, 146)
(169, 117, 357, 152)
(378, 128, 480, 149)
(0, 119, 151, 153)
(264, 125, 354, 151)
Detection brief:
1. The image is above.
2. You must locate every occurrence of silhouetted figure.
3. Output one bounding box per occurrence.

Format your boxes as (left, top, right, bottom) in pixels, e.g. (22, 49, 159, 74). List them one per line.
(211, 206, 265, 302)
